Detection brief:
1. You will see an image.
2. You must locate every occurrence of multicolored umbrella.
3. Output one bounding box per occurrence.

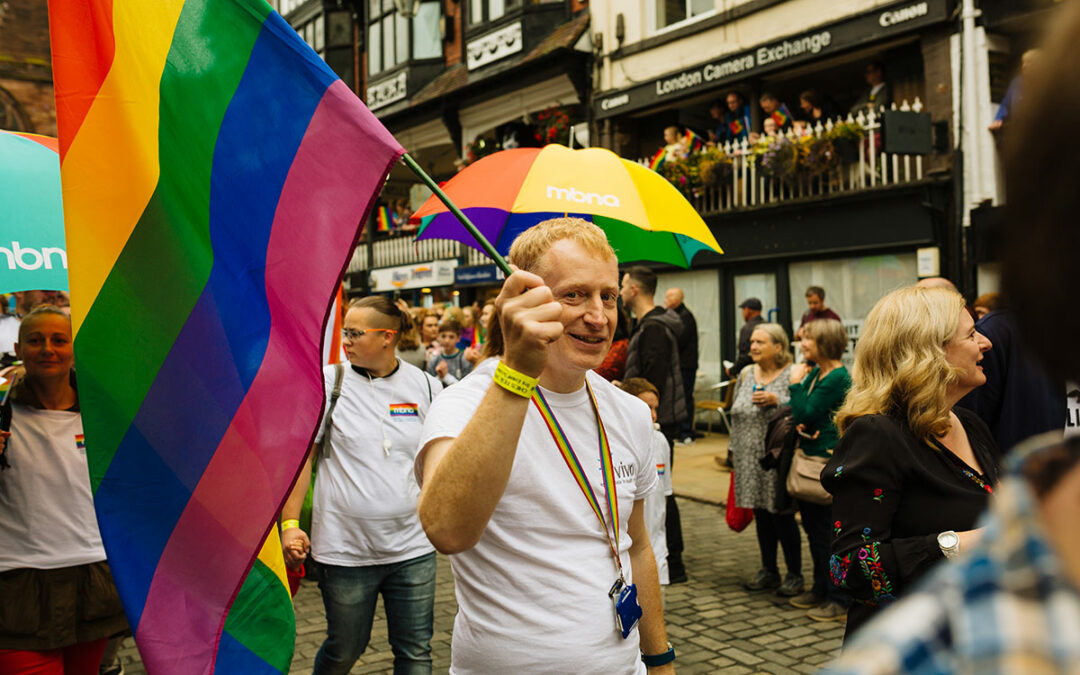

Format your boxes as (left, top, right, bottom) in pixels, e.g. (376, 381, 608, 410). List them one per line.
(411, 145, 722, 268)
(0, 129, 68, 292)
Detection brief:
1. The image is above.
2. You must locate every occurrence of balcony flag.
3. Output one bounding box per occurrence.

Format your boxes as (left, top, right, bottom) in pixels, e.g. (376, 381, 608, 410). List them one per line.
(48, 0, 404, 672)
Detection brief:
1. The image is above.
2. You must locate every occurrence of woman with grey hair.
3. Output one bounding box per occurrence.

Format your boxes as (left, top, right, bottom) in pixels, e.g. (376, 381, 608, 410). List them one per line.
(730, 323, 803, 596)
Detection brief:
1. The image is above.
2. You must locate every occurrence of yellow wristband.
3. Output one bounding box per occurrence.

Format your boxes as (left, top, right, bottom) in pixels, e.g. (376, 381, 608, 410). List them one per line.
(281, 519, 301, 533)
(493, 361, 538, 398)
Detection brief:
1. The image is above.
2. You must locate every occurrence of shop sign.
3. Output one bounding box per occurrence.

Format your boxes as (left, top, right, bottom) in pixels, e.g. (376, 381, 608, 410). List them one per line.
(595, 0, 947, 119)
(368, 71, 407, 111)
(454, 264, 505, 286)
(466, 21, 523, 70)
(369, 258, 458, 291)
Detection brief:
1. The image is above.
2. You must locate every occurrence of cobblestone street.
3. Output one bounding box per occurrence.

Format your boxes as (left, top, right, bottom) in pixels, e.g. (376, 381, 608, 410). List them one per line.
(116, 486, 846, 673)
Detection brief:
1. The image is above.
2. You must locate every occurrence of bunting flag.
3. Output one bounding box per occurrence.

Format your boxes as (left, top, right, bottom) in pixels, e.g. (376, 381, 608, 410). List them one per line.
(683, 129, 705, 154)
(48, 0, 403, 673)
(647, 148, 666, 171)
(376, 205, 392, 232)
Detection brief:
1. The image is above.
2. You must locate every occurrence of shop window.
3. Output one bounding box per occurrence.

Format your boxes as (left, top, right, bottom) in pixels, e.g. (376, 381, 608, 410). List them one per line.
(788, 253, 918, 365)
(468, 0, 523, 26)
(368, 0, 442, 76)
(653, 0, 714, 33)
(656, 269, 723, 388)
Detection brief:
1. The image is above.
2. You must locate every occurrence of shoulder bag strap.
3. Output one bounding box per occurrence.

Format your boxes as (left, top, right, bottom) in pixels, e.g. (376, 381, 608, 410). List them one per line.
(315, 363, 345, 462)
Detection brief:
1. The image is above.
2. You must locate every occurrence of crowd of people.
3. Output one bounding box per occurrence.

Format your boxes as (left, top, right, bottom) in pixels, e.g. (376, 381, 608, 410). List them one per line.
(658, 61, 892, 160)
(4, 7, 1080, 671)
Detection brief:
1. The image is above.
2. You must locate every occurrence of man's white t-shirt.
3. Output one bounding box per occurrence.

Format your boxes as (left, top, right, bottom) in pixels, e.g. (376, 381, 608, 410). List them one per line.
(418, 359, 658, 674)
(643, 428, 672, 585)
(0, 404, 106, 572)
(312, 360, 442, 566)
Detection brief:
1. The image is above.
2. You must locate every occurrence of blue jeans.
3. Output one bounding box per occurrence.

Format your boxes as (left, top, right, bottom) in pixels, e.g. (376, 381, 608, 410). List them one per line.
(312, 552, 436, 675)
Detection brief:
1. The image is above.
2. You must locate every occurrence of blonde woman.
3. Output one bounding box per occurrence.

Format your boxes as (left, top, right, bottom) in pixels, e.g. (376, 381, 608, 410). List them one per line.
(822, 287, 999, 640)
(731, 323, 803, 596)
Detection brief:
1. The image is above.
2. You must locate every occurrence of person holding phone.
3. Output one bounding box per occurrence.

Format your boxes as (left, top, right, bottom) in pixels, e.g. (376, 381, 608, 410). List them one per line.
(823, 286, 998, 641)
(730, 323, 803, 596)
(787, 319, 852, 622)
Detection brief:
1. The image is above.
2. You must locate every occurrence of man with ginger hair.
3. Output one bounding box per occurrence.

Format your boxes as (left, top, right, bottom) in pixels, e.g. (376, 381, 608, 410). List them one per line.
(416, 218, 675, 673)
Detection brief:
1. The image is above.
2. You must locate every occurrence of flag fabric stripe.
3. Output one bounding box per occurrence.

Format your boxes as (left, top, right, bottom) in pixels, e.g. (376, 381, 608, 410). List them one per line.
(48, 0, 116, 159)
(90, 0, 328, 628)
(51, 0, 405, 671)
(135, 77, 386, 672)
(217, 536, 293, 674)
(4, 131, 61, 152)
(75, 0, 271, 481)
(52, 1, 186, 335)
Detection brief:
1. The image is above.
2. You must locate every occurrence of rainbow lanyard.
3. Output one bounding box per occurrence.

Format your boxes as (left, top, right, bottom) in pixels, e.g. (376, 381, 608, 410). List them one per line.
(532, 381, 624, 579)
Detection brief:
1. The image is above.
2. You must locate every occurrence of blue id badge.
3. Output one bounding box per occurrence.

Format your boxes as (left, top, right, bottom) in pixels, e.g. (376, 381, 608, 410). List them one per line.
(608, 579, 642, 639)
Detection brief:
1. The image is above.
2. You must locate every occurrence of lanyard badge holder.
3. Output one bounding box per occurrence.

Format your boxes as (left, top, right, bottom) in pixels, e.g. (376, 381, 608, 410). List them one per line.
(534, 381, 642, 639)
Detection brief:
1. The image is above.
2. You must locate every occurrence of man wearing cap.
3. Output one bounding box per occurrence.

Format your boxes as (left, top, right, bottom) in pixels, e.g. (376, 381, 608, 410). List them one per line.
(728, 298, 765, 378)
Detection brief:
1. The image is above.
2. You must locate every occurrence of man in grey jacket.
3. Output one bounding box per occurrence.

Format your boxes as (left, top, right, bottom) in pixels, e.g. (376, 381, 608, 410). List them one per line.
(621, 265, 688, 583)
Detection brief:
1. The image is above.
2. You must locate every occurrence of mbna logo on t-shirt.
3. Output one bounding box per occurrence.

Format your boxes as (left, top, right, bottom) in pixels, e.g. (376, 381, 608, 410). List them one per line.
(389, 403, 419, 417)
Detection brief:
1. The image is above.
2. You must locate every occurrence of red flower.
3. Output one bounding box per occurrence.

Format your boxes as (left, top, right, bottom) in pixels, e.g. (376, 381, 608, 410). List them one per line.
(834, 520, 841, 528)
(873, 488, 883, 496)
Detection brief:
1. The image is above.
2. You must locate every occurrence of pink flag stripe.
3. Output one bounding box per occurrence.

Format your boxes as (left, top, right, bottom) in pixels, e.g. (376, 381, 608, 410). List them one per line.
(135, 80, 403, 674)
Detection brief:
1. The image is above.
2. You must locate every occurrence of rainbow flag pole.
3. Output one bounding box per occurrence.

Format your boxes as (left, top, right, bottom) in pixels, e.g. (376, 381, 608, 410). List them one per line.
(402, 153, 512, 276)
(49, 0, 403, 672)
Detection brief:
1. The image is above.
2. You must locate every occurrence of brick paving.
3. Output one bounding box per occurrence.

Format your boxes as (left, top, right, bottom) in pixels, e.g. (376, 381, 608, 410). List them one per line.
(114, 492, 846, 673)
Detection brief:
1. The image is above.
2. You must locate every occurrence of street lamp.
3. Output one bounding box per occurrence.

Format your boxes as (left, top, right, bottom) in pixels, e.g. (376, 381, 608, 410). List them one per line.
(394, 0, 420, 18)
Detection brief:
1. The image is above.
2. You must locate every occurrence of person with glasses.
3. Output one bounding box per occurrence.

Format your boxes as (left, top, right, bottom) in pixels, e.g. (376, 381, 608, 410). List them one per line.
(280, 296, 442, 675)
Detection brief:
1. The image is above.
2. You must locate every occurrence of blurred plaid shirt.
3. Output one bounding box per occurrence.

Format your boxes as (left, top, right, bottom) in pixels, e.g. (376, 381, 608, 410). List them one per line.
(821, 432, 1080, 674)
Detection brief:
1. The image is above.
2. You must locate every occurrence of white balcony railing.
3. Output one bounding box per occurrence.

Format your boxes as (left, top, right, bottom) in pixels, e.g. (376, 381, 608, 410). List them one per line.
(639, 99, 930, 216)
(347, 231, 492, 273)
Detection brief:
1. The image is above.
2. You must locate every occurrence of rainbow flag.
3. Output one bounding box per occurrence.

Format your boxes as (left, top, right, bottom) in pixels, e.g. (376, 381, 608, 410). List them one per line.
(48, 1, 403, 673)
(376, 205, 392, 232)
(683, 129, 704, 154)
(728, 118, 745, 137)
(648, 148, 666, 171)
(771, 104, 792, 129)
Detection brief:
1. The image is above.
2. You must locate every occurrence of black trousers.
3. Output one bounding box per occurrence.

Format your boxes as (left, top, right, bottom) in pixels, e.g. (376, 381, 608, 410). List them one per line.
(796, 499, 851, 604)
(752, 508, 801, 576)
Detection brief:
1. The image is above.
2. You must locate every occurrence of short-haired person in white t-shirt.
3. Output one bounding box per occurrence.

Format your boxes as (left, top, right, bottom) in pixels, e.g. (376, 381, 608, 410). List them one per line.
(416, 218, 675, 674)
(0, 306, 128, 671)
(282, 296, 443, 675)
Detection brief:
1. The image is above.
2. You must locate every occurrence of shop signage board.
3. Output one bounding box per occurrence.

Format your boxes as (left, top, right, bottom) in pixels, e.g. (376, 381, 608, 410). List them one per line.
(454, 264, 505, 286)
(369, 258, 458, 291)
(595, 0, 948, 119)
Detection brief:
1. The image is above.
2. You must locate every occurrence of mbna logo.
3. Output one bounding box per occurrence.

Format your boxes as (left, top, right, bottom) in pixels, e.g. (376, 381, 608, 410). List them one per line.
(0, 242, 67, 271)
(546, 186, 621, 208)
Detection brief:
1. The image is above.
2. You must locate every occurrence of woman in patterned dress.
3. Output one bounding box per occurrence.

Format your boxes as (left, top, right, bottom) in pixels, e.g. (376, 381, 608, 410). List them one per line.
(731, 323, 803, 597)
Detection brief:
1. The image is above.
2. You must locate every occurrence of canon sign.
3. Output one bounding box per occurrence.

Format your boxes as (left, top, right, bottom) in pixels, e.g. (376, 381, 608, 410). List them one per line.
(879, 2, 928, 27)
(546, 186, 621, 207)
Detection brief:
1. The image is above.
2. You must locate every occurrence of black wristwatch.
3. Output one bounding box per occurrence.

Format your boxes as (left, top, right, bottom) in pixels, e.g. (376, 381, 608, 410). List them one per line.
(642, 642, 676, 667)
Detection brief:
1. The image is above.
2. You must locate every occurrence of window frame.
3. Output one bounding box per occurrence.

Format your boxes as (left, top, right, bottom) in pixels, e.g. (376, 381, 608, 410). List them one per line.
(647, 0, 717, 38)
(367, 0, 443, 78)
(466, 0, 524, 28)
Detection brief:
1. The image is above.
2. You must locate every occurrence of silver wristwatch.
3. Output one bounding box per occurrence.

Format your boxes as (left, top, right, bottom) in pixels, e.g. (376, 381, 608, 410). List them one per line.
(937, 530, 960, 559)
